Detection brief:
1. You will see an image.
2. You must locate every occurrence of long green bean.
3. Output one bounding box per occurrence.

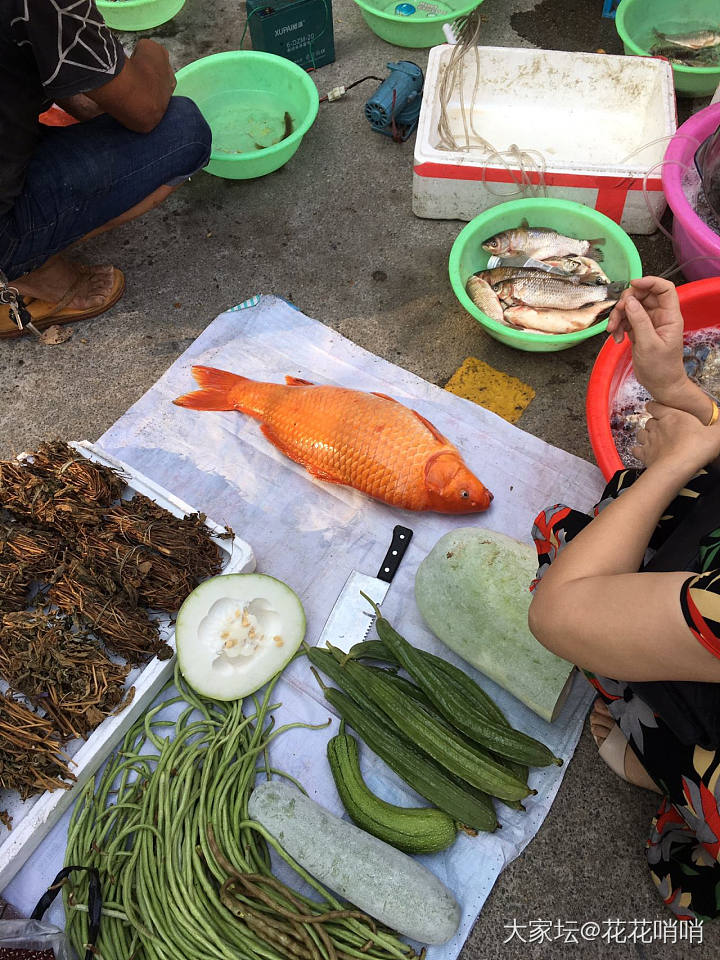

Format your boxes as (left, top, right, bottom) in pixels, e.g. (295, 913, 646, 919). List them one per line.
(63, 663, 421, 960)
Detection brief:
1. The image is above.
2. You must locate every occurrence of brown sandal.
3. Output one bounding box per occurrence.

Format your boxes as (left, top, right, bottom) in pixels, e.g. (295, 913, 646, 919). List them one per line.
(0, 266, 125, 339)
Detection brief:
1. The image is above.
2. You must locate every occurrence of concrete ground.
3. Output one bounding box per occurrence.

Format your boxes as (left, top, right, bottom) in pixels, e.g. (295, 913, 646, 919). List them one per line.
(0, 0, 717, 956)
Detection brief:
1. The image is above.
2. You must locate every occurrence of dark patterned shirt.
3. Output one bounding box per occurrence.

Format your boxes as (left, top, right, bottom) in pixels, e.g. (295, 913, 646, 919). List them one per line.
(0, 0, 125, 214)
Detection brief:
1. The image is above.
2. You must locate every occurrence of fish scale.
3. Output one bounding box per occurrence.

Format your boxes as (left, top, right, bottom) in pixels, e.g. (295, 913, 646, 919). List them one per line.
(174, 368, 493, 513)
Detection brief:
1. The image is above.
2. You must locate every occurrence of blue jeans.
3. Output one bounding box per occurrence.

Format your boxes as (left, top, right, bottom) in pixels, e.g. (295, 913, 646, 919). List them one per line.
(0, 96, 211, 279)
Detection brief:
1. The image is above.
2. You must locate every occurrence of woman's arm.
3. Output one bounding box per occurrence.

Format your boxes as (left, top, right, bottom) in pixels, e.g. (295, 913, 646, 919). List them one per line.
(529, 403, 720, 682)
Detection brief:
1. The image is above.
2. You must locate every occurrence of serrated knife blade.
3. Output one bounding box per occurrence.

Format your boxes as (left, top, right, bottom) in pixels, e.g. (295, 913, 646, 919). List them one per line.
(317, 526, 413, 653)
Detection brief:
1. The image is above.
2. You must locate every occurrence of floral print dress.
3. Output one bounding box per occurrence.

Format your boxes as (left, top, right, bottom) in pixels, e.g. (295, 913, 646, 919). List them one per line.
(532, 468, 720, 921)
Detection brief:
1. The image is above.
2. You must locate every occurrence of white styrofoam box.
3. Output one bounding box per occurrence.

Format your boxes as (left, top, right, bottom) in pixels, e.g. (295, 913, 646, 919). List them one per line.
(413, 46, 677, 234)
(0, 441, 255, 890)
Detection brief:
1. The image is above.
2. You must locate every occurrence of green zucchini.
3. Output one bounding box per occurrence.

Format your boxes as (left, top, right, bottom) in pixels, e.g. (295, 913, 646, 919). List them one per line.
(324, 686, 498, 832)
(339, 659, 532, 802)
(327, 732, 457, 854)
(249, 780, 461, 945)
(364, 598, 561, 768)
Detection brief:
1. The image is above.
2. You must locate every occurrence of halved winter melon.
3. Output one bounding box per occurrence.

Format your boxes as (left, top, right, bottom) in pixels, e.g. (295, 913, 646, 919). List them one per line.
(175, 574, 306, 700)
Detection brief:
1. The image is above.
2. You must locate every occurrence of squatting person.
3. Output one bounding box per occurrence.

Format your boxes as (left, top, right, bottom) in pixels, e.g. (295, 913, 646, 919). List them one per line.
(529, 275, 720, 920)
(0, 0, 212, 337)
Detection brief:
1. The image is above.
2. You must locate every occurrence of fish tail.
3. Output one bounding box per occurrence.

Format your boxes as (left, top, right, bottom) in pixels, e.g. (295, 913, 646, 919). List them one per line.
(173, 366, 249, 411)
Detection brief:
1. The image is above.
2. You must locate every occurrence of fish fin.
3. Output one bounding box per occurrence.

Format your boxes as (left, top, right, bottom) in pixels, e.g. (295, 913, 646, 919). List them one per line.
(371, 392, 399, 403)
(520, 218, 529, 228)
(285, 375, 315, 386)
(304, 464, 347, 485)
(259, 424, 346, 485)
(173, 366, 246, 410)
(412, 410, 450, 445)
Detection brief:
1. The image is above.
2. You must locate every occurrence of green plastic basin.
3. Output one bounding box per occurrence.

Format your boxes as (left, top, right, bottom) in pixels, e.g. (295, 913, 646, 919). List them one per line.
(174, 52, 319, 180)
(352, 0, 482, 48)
(96, 0, 185, 31)
(448, 198, 643, 354)
(616, 0, 720, 98)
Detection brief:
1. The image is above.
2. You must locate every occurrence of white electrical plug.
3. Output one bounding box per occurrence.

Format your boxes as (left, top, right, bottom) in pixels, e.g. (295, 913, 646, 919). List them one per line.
(326, 86, 347, 101)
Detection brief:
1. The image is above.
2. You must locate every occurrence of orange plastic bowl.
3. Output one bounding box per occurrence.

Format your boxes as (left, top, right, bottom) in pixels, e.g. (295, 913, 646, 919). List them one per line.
(586, 278, 720, 481)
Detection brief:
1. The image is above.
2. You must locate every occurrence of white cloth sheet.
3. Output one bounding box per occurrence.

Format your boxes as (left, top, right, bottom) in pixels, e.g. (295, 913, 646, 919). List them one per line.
(3, 295, 606, 957)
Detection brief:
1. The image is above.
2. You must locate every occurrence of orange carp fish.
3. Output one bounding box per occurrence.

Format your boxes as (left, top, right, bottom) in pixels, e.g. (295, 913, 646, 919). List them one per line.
(174, 367, 493, 514)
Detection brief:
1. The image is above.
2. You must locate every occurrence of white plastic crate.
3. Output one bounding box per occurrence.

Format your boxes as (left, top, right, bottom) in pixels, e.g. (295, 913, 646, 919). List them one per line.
(0, 442, 255, 890)
(413, 46, 677, 234)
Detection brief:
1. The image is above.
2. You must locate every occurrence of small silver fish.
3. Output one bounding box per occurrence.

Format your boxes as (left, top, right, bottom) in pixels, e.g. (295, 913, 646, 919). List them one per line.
(482, 220, 605, 262)
(474, 266, 590, 287)
(504, 300, 617, 335)
(491, 274, 622, 311)
(466, 276, 504, 322)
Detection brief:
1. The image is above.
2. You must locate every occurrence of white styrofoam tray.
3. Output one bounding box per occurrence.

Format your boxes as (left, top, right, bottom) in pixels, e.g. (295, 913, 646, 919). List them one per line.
(0, 441, 255, 890)
(413, 45, 677, 233)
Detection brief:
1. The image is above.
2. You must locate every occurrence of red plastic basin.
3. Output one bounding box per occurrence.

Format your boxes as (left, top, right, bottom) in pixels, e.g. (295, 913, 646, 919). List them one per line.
(586, 277, 720, 480)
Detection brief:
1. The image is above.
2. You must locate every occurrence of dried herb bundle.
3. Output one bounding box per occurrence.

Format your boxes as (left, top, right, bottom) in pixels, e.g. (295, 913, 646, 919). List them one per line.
(0, 692, 75, 799)
(0, 612, 133, 740)
(32, 440, 127, 507)
(0, 564, 30, 615)
(29, 439, 127, 506)
(50, 559, 171, 665)
(0, 460, 102, 531)
(73, 531, 196, 611)
(104, 493, 230, 579)
(1, 519, 60, 580)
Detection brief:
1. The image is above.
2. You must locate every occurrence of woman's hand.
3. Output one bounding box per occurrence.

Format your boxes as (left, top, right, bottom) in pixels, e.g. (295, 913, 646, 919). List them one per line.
(607, 277, 689, 406)
(633, 401, 720, 475)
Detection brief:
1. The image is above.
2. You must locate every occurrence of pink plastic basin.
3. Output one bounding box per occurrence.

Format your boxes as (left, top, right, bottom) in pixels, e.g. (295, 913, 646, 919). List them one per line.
(663, 103, 720, 282)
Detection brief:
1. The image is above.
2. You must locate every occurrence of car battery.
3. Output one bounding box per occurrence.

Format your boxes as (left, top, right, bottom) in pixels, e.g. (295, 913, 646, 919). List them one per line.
(246, 0, 335, 71)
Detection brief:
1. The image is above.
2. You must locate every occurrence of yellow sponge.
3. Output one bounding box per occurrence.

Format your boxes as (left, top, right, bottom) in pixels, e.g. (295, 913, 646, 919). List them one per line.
(444, 357, 535, 424)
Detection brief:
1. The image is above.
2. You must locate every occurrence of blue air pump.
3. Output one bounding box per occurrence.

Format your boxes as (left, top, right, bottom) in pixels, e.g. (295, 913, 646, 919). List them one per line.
(364, 61, 424, 142)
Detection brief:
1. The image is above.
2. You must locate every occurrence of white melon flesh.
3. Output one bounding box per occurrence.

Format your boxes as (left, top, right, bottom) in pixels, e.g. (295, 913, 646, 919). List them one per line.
(175, 574, 306, 700)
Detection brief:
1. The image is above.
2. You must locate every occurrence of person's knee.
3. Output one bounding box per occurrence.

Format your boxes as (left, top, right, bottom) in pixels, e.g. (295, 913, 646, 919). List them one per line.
(161, 96, 212, 174)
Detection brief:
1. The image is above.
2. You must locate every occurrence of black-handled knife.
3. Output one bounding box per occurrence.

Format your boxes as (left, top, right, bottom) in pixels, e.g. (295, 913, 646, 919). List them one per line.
(318, 525, 413, 651)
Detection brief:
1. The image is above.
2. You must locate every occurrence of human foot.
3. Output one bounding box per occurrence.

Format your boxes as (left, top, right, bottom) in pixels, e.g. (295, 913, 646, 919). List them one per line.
(590, 699, 662, 793)
(14, 256, 115, 311)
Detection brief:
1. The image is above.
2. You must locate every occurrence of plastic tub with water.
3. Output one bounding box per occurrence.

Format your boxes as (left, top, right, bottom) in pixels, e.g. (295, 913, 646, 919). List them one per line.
(352, 0, 481, 47)
(174, 52, 319, 180)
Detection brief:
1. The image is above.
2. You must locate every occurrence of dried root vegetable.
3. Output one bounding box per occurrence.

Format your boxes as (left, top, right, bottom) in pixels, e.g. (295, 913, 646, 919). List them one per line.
(0, 692, 75, 799)
(72, 531, 196, 612)
(0, 612, 133, 740)
(104, 493, 230, 580)
(29, 439, 126, 506)
(50, 559, 171, 665)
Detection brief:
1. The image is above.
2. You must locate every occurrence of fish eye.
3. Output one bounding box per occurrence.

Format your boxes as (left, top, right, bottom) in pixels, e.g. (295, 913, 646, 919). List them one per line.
(460, 489, 469, 498)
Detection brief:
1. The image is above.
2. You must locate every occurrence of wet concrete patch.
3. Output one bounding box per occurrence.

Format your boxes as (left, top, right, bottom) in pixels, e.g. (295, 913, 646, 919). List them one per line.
(511, 0, 624, 54)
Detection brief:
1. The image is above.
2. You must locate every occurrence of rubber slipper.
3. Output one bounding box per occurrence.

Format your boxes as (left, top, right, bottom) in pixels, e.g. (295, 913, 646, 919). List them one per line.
(0, 267, 126, 340)
(597, 722, 630, 782)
